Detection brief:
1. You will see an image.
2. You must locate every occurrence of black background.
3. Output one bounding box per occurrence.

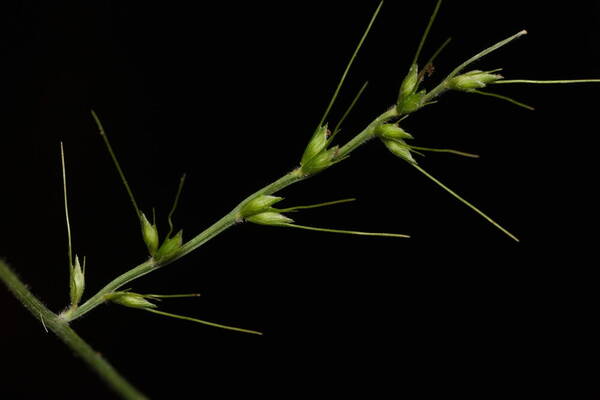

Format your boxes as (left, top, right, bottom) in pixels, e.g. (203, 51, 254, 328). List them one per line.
(1, 1, 598, 398)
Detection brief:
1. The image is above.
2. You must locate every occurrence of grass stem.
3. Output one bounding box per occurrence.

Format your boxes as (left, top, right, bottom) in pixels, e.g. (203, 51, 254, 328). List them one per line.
(0, 259, 147, 400)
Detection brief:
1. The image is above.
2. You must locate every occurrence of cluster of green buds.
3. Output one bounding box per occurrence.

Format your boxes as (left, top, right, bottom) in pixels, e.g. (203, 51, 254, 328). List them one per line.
(107, 291, 158, 310)
(299, 124, 343, 176)
(376, 122, 481, 164)
(397, 63, 428, 115)
(140, 212, 183, 261)
(375, 123, 417, 164)
(446, 69, 503, 92)
(239, 195, 291, 226)
(69, 255, 85, 308)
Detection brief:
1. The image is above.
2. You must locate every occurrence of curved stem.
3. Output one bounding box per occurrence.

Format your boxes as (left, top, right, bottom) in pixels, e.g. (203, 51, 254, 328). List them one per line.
(0, 259, 147, 400)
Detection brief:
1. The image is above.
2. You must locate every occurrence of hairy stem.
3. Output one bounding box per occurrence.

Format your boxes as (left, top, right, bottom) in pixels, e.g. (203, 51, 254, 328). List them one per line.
(0, 259, 147, 400)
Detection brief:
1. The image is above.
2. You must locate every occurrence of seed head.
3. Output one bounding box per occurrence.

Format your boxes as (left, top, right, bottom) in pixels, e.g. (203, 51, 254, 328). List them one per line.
(108, 292, 157, 309)
(382, 139, 416, 164)
(397, 90, 426, 115)
(246, 211, 294, 226)
(69, 255, 85, 307)
(155, 230, 183, 261)
(399, 63, 419, 99)
(240, 195, 284, 218)
(300, 146, 339, 176)
(301, 125, 330, 167)
(447, 70, 503, 92)
(140, 212, 159, 256)
(375, 124, 414, 141)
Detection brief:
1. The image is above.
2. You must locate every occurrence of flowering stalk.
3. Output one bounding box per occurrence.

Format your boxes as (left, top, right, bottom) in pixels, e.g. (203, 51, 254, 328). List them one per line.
(3, 1, 600, 399)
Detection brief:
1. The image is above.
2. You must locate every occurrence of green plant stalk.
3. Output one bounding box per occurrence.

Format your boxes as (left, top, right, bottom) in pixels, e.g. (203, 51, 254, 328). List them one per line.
(0, 259, 147, 400)
(65, 107, 399, 323)
(493, 79, 600, 85)
(423, 30, 528, 103)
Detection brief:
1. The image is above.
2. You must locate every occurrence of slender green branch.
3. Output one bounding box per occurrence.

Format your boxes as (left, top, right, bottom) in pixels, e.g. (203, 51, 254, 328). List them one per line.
(422, 37, 452, 73)
(0, 259, 147, 400)
(66, 172, 303, 322)
(145, 308, 263, 336)
(64, 26, 530, 325)
(337, 106, 399, 159)
(317, 0, 383, 128)
(276, 198, 356, 213)
(412, 164, 519, 242)
(66, 258, 157, 321)
(411, 0, 443, 66)
(142, 293, 201, 299)
(68, 106, 399, 322)
(91, 110, 142, 219)
(493, 79, 600, 85)
(62, 3, 405, 325)
(444, 30, 527, 84)
(332, 81, 369, 138)
(424, 30, 527, 102)
(61, 29, 530, 325)
(60, 142, 73, 265)
(471, 90, 535, 110)
(285, 224, 410, 238)
(166, 173, 186, 238)
(408, 145, 480, 158)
